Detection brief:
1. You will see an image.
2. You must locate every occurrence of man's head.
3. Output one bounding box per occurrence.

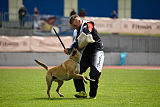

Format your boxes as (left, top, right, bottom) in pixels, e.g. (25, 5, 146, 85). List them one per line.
(69, 15, 82, 30)
(112, 10, 116, 15)
(20, 5, 25, 9)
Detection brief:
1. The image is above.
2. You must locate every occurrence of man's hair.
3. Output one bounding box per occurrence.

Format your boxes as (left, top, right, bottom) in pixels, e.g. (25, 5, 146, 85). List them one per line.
(69, 15, 79, 24)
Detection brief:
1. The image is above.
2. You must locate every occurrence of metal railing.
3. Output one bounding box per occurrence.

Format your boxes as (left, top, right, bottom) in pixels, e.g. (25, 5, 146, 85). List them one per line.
(1, 12, 33, 29)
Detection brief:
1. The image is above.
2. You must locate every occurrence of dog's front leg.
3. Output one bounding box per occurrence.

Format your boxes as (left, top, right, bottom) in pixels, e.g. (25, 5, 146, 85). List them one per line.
(56, 80, 64, 97)
(70, 73, 88, 84)
(84, 76, 95, 82)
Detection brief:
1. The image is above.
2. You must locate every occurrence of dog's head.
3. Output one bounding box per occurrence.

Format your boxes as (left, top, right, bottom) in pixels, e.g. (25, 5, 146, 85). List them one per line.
(69, 48, 82, 63)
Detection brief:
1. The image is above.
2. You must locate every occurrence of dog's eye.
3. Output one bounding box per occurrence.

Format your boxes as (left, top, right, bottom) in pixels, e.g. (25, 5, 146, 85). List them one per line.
(72, 50, 77, 56)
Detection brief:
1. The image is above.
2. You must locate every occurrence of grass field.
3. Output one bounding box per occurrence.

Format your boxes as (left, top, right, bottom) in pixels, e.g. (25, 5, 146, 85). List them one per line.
(0, 68, 160, 107)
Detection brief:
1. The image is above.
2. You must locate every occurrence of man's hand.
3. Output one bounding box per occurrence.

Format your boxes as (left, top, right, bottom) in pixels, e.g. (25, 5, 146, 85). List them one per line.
(64, 48, 69, 54)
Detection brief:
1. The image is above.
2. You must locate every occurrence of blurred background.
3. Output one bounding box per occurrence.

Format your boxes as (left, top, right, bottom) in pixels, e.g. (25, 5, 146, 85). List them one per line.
(0, 0, 160, 66)
(1, 0, 160, 19)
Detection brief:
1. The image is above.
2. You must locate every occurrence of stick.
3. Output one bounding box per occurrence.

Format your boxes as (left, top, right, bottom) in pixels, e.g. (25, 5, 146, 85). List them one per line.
(51, 27, 65, 49)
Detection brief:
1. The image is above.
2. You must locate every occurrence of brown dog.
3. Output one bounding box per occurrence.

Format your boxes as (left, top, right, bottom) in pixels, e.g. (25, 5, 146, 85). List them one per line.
(34, 48, 95, 98)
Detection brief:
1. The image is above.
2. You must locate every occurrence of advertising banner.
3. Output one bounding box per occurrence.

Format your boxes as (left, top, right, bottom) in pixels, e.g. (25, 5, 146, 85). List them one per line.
(34, 15, 160, 35)
(0, 36, 73, 52)
(33, 15, 74, 36)
(0, 36, 30, 52)
(83, 17, 160, 34)
(30, 36, 73, 52)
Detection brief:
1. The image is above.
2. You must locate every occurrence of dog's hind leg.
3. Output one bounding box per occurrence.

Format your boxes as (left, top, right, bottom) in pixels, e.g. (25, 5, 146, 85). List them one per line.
(56, 80, 64, 97)
(46, 75, 52, 98)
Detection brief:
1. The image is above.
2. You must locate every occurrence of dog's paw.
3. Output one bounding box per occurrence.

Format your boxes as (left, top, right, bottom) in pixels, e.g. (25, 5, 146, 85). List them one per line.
(59, 94, 64, 97)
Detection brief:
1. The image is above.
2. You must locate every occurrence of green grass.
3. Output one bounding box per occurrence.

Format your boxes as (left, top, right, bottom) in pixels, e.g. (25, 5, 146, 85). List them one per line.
(0, 68, 160, 107)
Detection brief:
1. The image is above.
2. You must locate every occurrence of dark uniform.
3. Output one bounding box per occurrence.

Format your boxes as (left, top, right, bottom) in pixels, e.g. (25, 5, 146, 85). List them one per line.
(18, 7, 27, 28)
(68, 20, 104, 97)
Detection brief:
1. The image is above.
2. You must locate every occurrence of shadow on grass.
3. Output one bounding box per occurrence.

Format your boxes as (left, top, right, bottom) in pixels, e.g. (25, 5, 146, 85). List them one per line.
(32, 97, 91, 101)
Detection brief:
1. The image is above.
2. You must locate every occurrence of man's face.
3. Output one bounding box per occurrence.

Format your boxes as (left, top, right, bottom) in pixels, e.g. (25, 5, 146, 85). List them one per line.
(71, 19, 81, 30)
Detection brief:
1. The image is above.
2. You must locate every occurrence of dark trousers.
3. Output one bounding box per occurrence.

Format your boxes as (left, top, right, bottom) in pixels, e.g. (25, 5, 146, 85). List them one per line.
(19, 16, 25, 28)
(73, 53, 101, 97)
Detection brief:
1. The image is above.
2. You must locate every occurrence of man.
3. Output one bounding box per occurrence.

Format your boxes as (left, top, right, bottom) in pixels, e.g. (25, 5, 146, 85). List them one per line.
(70, 9, 76, 16)
(110, 10, 118, 19)
(79, 8, 86, 17)
(18, 5, 27, 28)
(64, 15, 104, 99)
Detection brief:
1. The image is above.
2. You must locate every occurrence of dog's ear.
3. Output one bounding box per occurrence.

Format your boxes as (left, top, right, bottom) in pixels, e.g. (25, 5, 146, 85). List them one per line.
(72, 50, 77, 56)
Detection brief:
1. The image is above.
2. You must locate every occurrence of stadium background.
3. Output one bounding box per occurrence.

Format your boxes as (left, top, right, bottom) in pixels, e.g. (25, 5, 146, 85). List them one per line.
(1, 0, 160, 19)
(0, 0, 160, 66)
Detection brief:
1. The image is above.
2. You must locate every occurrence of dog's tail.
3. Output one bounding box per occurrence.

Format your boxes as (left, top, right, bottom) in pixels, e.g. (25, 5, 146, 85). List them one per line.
(34, 59, 48, 71)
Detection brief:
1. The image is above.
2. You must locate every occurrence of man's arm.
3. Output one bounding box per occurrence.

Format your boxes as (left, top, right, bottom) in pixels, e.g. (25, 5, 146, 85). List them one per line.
(64, 30, 78, 55)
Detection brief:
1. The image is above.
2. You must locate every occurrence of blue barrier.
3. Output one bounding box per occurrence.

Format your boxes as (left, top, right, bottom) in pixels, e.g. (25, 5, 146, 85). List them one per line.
(120, 52, 127, 66)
